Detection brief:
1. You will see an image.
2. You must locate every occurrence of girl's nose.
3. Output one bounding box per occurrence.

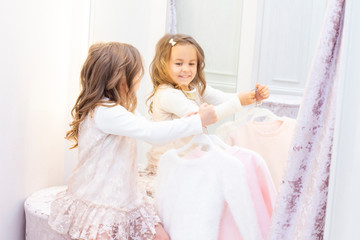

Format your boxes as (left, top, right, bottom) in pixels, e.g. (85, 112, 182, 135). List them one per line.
(182, 65, 190, 72)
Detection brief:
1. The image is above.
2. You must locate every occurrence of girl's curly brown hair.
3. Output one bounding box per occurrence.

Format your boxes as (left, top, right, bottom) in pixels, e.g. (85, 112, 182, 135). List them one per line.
(66, 42, 144, 148)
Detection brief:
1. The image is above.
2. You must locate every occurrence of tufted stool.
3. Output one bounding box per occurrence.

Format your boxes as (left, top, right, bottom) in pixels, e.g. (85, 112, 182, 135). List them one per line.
(24, 186, 72, 240)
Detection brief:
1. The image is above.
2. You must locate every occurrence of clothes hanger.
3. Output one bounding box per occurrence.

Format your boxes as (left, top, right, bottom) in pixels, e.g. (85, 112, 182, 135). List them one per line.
(247, 86, 282, 122)
(175, 133, 221, 156)
(208, 134, 230, 150)
(247, 107, 282, 122)
(216, 90, 283, 139)
(215, 105, 279, 140)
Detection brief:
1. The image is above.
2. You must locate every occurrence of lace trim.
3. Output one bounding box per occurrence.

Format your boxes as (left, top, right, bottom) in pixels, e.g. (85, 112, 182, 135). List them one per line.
(138, 166, 157, 198)
(48, 191, 160, 240)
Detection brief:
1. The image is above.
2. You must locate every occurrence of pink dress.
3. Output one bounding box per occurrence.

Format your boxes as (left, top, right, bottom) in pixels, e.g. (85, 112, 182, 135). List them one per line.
(218, 202, 243, 240)
(226, 117, 296, 190)
(218, 146, 276, 239)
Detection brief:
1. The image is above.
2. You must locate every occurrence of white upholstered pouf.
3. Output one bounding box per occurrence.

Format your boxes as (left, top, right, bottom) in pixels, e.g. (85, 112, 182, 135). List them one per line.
(25, 186, 72, 240)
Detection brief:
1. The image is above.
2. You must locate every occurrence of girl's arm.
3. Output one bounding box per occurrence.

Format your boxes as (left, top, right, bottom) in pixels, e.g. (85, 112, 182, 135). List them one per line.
(203, 86, 245, 118)
(204, 86, 271, 119)
(203, 84, 269, 105)
(157, 87, 199, 117)
(158, 86, 242, 120)
(94, 105, 205, 145)
(202, 85, 236, 105)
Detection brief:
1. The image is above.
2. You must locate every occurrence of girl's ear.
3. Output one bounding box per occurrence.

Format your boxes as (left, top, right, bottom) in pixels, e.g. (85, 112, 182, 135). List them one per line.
(121, 81, 129, 92)
(118, 79, 129, 97)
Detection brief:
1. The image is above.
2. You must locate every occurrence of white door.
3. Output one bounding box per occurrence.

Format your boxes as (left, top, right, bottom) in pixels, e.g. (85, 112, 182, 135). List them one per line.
(252, 0, 328, 96)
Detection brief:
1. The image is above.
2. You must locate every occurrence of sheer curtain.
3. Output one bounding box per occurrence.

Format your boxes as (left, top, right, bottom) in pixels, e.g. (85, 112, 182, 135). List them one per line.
(167, 0, 177, 33)
(269, 0, 346, 239)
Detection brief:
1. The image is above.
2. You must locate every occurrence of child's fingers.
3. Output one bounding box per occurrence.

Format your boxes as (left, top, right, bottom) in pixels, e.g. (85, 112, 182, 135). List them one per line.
(198, 103, 218, 126)
(259, 91, 269, 100)
(185, 112, 197, 118)
(263, 88, 270, 96)
(258, 85, 269, 95)
(260, 88, 268, 95)
(257, 84, 266, 91)
(254, 84, 270, 101)
(200, 103, 209, 108)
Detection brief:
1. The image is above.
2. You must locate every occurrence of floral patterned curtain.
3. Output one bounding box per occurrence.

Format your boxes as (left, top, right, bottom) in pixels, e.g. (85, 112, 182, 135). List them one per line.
(269, 0, 346, 239)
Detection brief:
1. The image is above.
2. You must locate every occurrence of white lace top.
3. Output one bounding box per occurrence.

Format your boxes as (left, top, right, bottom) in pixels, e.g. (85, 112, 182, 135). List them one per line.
(48, 104, 203, 240)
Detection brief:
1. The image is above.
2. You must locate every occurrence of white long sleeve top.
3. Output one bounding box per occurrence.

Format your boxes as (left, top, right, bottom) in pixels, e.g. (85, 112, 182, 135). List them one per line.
(152, 84, 242, 121)
(94, 104, 203, 145)
(69, 104, 204, 205)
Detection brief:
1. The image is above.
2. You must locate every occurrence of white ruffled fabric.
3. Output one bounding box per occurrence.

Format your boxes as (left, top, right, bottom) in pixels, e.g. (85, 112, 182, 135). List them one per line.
(49, 190, 159, 240)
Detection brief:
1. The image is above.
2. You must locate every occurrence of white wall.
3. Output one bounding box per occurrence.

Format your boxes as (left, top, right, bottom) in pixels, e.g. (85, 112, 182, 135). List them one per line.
(324, 0, 360, 238)
(89, 0, 168, 166)
(176, 0, 244, 93)
(0, 2, 169, 237)
(91, 0, 168, 113)
(0, 0, 89, 239)
(0, 1, 169, 238)
(254, 0, 327, 96)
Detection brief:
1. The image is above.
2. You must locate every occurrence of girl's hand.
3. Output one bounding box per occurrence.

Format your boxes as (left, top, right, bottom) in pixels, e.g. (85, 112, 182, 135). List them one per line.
(185, 111, 197, 118)
(198, 103, 218, 127)
(237, 91, 256, 106)
(154, 224, 170, 240)
(255, 83, 270, 101)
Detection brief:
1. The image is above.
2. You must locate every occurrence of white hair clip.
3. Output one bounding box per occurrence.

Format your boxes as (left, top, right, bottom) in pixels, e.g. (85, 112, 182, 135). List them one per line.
(169, 38, 176, 46)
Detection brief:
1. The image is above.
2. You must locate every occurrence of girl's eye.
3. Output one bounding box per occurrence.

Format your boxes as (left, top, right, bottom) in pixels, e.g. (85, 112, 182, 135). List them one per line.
(175, 63, 182, 66)
(189, 63, 196, 66)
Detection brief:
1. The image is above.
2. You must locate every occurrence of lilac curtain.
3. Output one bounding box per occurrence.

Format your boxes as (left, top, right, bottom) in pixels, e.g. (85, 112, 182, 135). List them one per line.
(269, 0, 346, 239)
(168, 0, 177, 34)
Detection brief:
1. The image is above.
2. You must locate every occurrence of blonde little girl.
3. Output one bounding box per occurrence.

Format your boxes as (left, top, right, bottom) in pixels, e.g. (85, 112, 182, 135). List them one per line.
(48, 42, 217, 240)
(146, 33, 269, 173)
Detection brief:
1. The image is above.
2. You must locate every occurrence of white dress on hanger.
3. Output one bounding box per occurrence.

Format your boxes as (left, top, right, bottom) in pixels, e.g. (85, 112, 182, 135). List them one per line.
(155, 135, 261, 240)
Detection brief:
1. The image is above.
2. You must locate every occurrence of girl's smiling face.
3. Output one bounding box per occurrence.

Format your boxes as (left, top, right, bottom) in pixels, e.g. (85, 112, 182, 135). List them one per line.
(168, 44, 197, 91)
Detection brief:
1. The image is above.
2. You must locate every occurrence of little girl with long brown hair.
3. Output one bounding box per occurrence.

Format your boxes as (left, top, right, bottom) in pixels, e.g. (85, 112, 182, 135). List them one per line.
(48, 42, 217, 240)
(146, 34, 272, 239)
(146, 33, 270, 173)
